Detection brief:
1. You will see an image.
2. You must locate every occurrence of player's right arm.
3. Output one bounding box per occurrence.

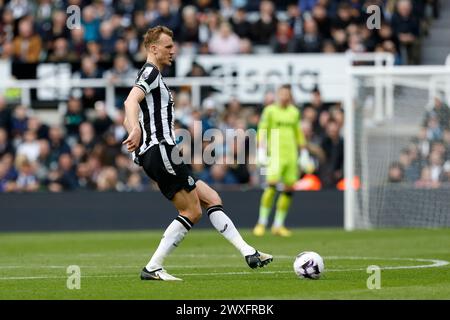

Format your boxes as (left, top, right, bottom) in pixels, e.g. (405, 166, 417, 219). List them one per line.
(257, 106, 271, 148)
(123, 87, 144, 152)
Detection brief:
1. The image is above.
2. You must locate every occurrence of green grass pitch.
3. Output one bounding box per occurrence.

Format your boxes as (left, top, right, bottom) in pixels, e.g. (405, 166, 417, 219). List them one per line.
(0, 228, 449, 299)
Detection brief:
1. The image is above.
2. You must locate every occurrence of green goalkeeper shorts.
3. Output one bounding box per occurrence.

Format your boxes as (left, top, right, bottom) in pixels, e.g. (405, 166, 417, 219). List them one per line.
(265, 155, 298, 186)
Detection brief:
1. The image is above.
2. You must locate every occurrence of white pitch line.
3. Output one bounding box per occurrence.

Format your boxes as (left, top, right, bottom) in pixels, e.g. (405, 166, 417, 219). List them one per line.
(0, 256, 447, 280)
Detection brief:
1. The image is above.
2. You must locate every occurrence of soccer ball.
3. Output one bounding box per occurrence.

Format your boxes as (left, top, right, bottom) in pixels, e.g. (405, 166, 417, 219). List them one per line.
(293, 251, 324, 279)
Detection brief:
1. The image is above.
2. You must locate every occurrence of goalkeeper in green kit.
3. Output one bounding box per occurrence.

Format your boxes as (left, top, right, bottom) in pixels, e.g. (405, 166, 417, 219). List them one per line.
(253, 85, 306, 237)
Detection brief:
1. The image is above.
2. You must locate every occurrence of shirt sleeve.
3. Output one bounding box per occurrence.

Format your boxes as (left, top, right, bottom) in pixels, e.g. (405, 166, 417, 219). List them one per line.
(257, 107, 270, 144)
(295, 109, 306, 148)
(135, 66, 160, 94)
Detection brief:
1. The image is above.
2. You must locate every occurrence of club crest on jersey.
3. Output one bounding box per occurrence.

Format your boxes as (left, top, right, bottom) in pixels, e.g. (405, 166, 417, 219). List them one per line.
(188, 176, 195, 186)
(141, 67, 151, 80)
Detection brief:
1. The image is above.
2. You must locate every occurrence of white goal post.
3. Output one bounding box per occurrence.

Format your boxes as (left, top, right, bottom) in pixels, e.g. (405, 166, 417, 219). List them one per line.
(344, 63, 450, 230)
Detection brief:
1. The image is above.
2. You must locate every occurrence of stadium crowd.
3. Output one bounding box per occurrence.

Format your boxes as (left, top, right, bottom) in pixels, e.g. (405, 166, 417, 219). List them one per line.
(0, 0, 440, 64)
(0, 86, 346, 192)
(0, 0, 443, 193)
(388, 94, 450, 188)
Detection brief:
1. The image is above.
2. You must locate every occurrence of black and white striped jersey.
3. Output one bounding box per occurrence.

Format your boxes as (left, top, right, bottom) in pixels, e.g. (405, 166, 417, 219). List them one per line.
(133, 62, 176, 157)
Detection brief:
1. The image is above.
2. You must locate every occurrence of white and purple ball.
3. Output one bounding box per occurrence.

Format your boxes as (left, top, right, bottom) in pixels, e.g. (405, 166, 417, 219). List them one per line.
(293, 251, 324, 279)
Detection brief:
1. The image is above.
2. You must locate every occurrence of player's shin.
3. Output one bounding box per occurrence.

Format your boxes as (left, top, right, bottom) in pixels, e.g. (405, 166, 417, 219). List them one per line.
(146, 215, 193, 271)
(273, 191, 293, 228)
(258, 186, 276, 226)
(207, 205, 255, 257)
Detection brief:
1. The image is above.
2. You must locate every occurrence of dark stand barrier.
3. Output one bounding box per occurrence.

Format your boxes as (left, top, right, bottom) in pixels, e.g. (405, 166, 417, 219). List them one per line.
(0, 190, 343, 232)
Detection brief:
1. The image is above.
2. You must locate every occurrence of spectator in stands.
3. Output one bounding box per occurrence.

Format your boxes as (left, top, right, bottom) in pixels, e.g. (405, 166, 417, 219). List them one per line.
(63, 96, 86, 142)
(332, 3, 354, 30)
(71, 142, 86, 166)
(331, 27, 348, 52)
(69, 27, 86, 60)
(78, 122, 99, 154)
(46, 10, 70, 46)
(0, 40, 14, 60)
(115, 152, 132, 185)
(75, 161, 96, 190)
(423, 95, 450, 130)
(56, 153, 79, 191)
(79, 56, 104, 109)
(377, 23, 400, 55)
(428, 150, 445, 182)
(426, 114, 443, 141)
(82, 5, 101, 42)
(125, 172, 145, 192)
(415, 166, 440, 188)
(270, 20, 293, 53)
(390, 0, 421, 65)
(0, 96, 12, 133)
(98, 21, 118, 63)
(230, 6, 252, 40)
(312, 4, 331, 40)
(0, 9, 15, 46)
(92, 101, 113, 137)
(227, 138, 251, 184)
(113, 36, 133, 63)
(251, 0, 278, 45)
(99, 131, 121, 167)
(110, 111, 127, 145)
(185, 60, 214, 101)
(298, 0, 318, 14)
(443, 129, 450, 160)
(238, 37, 253, 53)
(86, 40, 102, 63)
(289, 17, 322, 53)
(16, 129, 40, 162)
(286, 3, 303, 38)
(34, 138, 50, 179)
(388, 162, 404, 183)
(12, 16, 42, 63)
(219, 0, 235, 20)
(178, 5, 200, 54)
(14, 154, 39, 192)
(104, 55, 137, 108)
(133, 11, 150, 41)
(151, 0, 181, 39)
(405, 144, 422, 182)
(6, 0, 34, 20)
(0, 158, 15, 192)
(208, 21, 240, 55)
(11, 104, 29, 140)
(47, 37, 78, 62)
(200, 163, 239, 186)
(47, 125, 70, 166)
(320, 119, 344, 188)
(300, 119, 325, 171)
(0, 127, 14, 158)
(96, 166, 119, 191)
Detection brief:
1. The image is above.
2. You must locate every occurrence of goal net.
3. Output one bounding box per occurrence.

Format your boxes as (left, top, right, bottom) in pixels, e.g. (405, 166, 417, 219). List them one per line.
(345, 66, 450, 230)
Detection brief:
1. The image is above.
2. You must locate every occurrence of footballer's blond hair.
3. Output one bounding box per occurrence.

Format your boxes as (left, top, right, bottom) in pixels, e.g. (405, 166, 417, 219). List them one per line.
(143, 26, 173, 49)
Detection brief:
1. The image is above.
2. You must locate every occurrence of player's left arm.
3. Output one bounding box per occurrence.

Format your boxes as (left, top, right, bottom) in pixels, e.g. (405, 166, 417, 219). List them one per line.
(295, 109, 306, 150)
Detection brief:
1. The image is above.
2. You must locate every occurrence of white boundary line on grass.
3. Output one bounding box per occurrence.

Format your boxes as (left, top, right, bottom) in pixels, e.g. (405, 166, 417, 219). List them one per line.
(0, 256, 448, 280)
